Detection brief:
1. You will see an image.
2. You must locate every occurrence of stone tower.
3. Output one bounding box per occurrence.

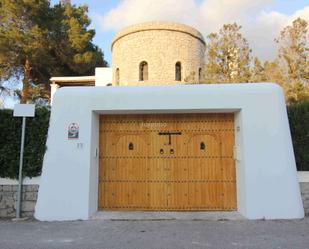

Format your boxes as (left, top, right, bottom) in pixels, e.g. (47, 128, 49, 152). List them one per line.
(112, 21, 206, 86)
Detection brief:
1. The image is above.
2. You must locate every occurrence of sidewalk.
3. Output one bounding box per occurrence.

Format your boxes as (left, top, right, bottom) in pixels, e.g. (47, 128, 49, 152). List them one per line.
(0, 218, 308, 249)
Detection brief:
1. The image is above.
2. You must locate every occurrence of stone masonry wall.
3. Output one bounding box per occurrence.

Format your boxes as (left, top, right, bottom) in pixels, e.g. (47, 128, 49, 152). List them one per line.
(112, 22, 206, 86)
(0, 185, 38, 218)
(300, 182, 309, 215)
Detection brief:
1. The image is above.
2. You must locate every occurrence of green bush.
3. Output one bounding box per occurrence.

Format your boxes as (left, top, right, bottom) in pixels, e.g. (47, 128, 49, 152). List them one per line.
(0, 107, 50, 179)
(288, 101, 309, 171)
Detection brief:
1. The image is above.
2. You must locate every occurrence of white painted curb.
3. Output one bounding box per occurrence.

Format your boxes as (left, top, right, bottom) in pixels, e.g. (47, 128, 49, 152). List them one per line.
(298, 172, 309, 183)
(0, 176, 40, 185)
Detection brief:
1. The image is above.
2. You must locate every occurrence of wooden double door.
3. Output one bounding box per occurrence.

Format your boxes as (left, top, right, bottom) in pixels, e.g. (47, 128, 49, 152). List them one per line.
(99, 114, 236, 211)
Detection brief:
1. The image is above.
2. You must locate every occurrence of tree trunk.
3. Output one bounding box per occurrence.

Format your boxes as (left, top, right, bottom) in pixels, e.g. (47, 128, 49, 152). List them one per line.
(21, 59, 30, 104)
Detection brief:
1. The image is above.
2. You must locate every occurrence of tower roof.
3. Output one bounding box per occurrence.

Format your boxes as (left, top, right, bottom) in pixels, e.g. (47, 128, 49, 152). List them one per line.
(111, 21, 205, 51)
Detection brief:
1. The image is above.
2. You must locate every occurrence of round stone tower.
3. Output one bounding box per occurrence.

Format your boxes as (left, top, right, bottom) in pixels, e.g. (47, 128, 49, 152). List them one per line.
(112, 21, 206, 86)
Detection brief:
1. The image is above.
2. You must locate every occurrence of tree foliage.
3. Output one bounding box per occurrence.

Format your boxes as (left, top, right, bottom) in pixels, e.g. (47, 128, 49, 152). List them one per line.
(50, 3, 107, 77)
(198, 18, 309, 105)
(204, 23, 252, 83)
(249, 18, 309, 104)
(0, 0, 107, 104)
(250, 58, 286, 84)
(275, 18, 309, 104)
(0, 0, 50, 103)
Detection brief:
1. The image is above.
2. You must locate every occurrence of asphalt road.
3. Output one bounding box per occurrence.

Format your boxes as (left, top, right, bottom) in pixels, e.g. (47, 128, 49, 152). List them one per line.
(0, 218, 308, 249)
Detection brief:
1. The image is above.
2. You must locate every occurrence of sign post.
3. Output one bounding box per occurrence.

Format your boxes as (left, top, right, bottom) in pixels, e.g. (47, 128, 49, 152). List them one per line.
(13, 104, 35, 219)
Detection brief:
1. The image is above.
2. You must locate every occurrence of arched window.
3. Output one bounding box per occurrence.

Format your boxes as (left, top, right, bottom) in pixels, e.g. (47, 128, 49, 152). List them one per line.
(115, 68, 120, 85)
(139, 61, 148, 81)
(175, 62, 181, 81)
(198, 68, 202, 81)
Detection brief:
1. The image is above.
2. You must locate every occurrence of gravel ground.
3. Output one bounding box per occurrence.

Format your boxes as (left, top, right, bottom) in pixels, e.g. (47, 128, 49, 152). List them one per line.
(0, 218, 308, 249)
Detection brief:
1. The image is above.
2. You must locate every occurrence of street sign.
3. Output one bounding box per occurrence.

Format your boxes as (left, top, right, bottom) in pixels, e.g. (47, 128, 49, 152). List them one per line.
(13, 104, 35, 117)
(13, 104, 35, 219)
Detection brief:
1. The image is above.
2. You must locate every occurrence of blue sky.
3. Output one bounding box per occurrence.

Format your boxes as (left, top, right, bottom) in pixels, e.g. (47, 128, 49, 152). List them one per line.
(50, 0, 309, 65)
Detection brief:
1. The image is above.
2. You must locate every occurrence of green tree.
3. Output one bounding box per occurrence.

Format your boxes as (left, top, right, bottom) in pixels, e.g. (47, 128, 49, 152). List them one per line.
(204, 23, 252, 83)
(250, 59, 286, 84)
(0, 0, 107, 104)
(0, 0, 51, 103)
(263, 60, 286, 84)
(250, 57, 267, 82)
(50, 3, 107, 77)
(275, 18, 309, 104)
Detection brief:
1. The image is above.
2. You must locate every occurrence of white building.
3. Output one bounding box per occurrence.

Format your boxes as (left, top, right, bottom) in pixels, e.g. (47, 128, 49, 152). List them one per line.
(36, 22, 304, 221)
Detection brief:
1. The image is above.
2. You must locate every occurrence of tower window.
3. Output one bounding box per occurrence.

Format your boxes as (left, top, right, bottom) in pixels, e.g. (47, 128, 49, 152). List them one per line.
(139, 61, 148, 81)
(198, 68, 202, 81)
(175, 62, 181, 81)
(115, 68, 120, 85)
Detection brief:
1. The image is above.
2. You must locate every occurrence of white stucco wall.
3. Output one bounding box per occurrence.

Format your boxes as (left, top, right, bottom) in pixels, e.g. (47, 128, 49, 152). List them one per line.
(35, 83, 304, 220)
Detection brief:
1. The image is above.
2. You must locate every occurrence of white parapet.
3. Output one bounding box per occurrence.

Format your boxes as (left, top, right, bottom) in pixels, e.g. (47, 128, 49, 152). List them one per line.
(0, 177, 41, 185)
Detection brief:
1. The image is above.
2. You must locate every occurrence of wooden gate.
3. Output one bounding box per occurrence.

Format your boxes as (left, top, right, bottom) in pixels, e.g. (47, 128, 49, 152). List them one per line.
(99, 114, 236, 211)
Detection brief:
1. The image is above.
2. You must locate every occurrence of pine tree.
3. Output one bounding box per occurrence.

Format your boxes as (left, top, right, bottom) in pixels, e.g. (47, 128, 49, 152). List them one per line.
(0, 0, 107, 104)
(0, 0, 51, 103)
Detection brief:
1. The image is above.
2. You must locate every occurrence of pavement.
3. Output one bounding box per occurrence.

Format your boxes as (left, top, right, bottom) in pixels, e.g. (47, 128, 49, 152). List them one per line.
(0, 218, 308, 249)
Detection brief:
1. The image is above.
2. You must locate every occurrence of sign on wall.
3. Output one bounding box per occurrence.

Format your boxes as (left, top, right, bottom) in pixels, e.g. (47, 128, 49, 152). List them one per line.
(68, 123, 79, 139)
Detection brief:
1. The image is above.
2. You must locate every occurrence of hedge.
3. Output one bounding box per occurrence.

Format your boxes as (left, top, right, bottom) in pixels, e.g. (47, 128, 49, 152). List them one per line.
(288, 101, 309, 171)
(0, 102, 308, 179)
(0, 107, 50, 179)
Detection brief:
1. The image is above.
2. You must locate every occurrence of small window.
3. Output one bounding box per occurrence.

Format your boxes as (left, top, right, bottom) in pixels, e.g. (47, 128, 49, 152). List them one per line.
(139, 61, 148, 81)
(175, 62, 181, 81)
(198, 68, 202, 81)
(115, 68, 120, 85)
